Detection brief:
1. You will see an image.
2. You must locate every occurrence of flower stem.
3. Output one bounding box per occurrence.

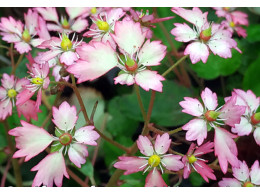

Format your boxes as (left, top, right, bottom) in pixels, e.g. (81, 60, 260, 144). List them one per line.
(2, 120, 23, 187)
(11, 54, 24, 75)
(162, 55, 188, 77)
(67, 167, 89, 187)
(134, 84, 147, 121)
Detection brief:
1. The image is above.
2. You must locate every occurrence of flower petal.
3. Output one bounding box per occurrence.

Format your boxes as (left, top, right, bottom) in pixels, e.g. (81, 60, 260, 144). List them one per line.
(154, 133, 171, 155)
(161, 155, 184, 171)
(201, 87, 218, 110)
(114, 73, 135, 86)
(52, 101, 78, 131)
(218, 178, 241, 187)
(59, 51, 78, 66)
(68, 143, 88, 168)
(74, 126, 100, 146)
(9, 120, 54, 161)
(171, 23, 197, 42)
(135, 70, 165, 92)
(232, 160, 249, 182)
(179, 97, 204, 116)
(31, 152, 69, 187)
(254, 127, 260, 146)
(17, 100, 40, 121)
(114, 156, 147, 175)
(184, 42, 209, 64)
(231, 117, 252, 136)
(137, 135, 154, 156)
(145, 169, 167, 187)
(250, 160, 260, 185)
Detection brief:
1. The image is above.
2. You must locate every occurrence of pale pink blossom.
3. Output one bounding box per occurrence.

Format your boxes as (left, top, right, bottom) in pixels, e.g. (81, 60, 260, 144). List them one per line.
(180, 87, 245, 145)
(182, 142, 216, 182)
(35, 7, 89, 33)
(114, 133, 184, 187)
(0, 73, 39, 121)
(219, 160, 260, 187)
(16, 62, 50, 110)
(9, 101, 100, 186)
(227, 89, 260, 146)
(68, 19, 166, 92)
(83, 8, 125, 48)
(0, 9, 45, 54)
(171, 7, 241, 64)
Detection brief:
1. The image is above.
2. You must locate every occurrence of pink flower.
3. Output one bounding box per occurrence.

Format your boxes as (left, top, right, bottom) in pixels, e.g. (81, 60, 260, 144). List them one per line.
(114, 133, 184, 187)
(68, 19, 166, 92)
(128, 9, 174, 39)
(221, 15, 247, 38)
(9, 101, 100, 186)
(182, 142, 216, 182)
(35, 7, 89, 33)
(16, 62, 50, 110)
(0, 73, 39, 121)
(171, 7, 241, 64)
(31, 152, 69, 187)
(219, 160, 260, 187)
(179, 87, 245, 145)
(83, 8, 125, 48)
(35, 33, 81, 66)
(227, 89, 260, 146)
(0, 9, 45, 54)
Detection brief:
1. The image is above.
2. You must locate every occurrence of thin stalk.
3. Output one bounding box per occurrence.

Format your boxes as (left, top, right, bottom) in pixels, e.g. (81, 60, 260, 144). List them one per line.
(2, 120, 23, 186)
(67, 168, 89, 187)
(134, 84, 147, 121)
(162, 55, 188, 77)
(9, 43, 15, 70)
(11, 54, 24, 75)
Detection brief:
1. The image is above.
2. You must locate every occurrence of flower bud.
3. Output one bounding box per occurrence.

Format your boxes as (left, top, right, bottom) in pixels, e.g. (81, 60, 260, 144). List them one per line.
(61, 18, 70, 29)
(125, 56, 138, 72)
(251, 112, 260, 125)
(200, 27, 212, 42)
(22, 29, 31, 43)
(205, 110, 220, 122)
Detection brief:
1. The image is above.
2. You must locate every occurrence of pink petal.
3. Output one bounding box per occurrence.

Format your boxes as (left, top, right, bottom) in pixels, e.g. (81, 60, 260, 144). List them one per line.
(0, 99, 12, 120)
(114, 73, 135, 86)
(65, 7, 90, 20)
(232, 160, 249, 182)
(135, 70, 165, 92)
(145, 169, 167, 187)
(137, 40, 167, 66)
(17, 100, 40, 121)
(214, 127, 239, 174)
(183, 119, 207, 146)
(231, 11, 248, 26)
(9, 120, 54, 161)
(68, 143, 88, 168)
(111, 19, 146, 55)
(179, 97, 204, 116)
(74, 126, 100, 146)
(107, 8, 125, 24)
(15, 78, 29, 93)
(171, 23, 197, 42)
(1, 73, 15, 89)
(161, 155, 184, 171)
(35, 8, 59, 23)
(52, 101, 78, 131)
(71, 17, 88, 33)
(14, 41, 31, 54)
(35, 89, 42, 110)
(34, 50, 62, 63)
(16, 89, 34, 106)
(137, 135, 154, 156)
(193, 141, 214, 156)
(207, 39, 232, 59)
(231, 117, 252, 136)
(154, 133, 171, 155)
(37, 16, 51, 40)
(184, 42, 209, 64)
(67, 42, 117, 83)
(250, 160, 260, 185)
(0, 87, 6, 99)
(218, 178, 241, 187)
(219, 94, 246, 127)
(194, 160, 216, 182)
(114, 156, 147, 175)
(59, 51, 78, 66)
(201, 87, 218, 110)
(254, 127, 260, 146)
(31, 152, 69, 187)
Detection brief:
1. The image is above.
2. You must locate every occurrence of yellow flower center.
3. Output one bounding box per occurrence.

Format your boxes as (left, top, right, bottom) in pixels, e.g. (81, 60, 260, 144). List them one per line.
(188, 155, 197, 164)
(60, 34, 73, 51)
(22, 29, 31, 43)
(31, 77, 43, 85)
(7, 89, 17, 98)
(148, 155, 161, 167)
(91, 7, 97, 14)
(97, 20, 109, 32)
(229, 21, 235, 28)
(243, 181, 254, 187)
(223, 7, 230, 11)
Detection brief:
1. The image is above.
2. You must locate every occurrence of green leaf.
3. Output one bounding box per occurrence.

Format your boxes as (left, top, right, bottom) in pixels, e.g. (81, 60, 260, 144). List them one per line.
(106, 97, 139, 137)
(246, 24, 260, 43)
(243, 56, 260, 96)
(189, 172, 205, 187)
(79, 160, 94, 178)
(191, 45, 242, 80)
(118, 80, 193, 127)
